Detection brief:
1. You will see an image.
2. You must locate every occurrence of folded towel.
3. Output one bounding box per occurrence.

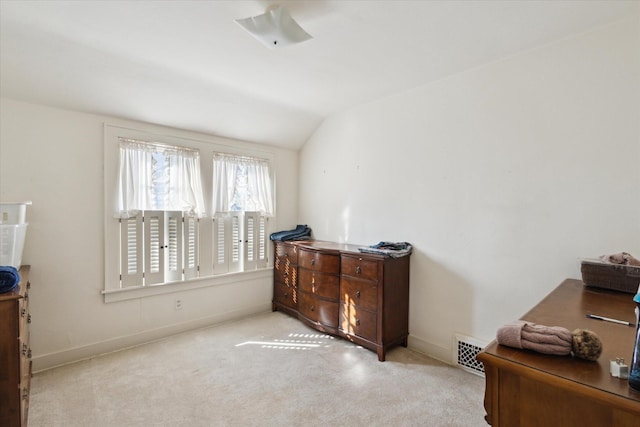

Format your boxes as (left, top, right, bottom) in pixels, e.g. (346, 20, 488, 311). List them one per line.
(0, 266, 21, 293)
(269, 225, 312, 242)
(358, 241, 413, 258)
(599, 252, 640, 266)
(521, 322, 573, 356)
(497, 320, 602, 361)
(498, 321, 571, 355)
(496, 320, 525, 349)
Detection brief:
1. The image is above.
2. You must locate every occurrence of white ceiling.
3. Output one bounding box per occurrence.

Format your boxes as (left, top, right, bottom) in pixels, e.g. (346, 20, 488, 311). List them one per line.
(1, 1, 638, 149)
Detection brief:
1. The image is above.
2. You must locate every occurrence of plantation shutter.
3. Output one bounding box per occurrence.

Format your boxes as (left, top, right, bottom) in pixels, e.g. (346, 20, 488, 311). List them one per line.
(244, 212, 257, 271)
(165, 211, 183, 282)
(120, 215, 143, 287)
(229, 212, 242, 273)
(144, 211, 165, 285)
(243, 212, 268, 270)
(257, 214, 268, 269)
(212, 214, 229, 274)
(184, 216, 198, 280)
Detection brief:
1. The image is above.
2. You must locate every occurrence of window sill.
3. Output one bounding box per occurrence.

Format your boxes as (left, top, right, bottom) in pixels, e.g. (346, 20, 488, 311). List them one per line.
(102, 268, 273, 303)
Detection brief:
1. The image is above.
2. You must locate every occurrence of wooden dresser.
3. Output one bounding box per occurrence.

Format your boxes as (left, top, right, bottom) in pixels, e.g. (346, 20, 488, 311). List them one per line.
(0, 265, 32, 427)
(273, 241, 410, 361)
(477, 279, 640, 427)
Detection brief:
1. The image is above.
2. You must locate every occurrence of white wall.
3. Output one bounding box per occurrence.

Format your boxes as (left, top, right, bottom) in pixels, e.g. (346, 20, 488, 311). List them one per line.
(299, 18, 640, 362)
(0, 98, 299, 371)
(1, 16, 637, 372)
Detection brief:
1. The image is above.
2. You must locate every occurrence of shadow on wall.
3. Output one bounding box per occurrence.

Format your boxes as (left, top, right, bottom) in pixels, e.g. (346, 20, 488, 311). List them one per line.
(408, 246, 477, 362)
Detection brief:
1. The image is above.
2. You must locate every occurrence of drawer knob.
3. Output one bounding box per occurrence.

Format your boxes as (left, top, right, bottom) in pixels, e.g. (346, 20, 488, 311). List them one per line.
(311, 259, 315, 266)
(22, 388, 28, 400)
(356, 290, 361, 298)
(356, 266, 361, 274)
(356, 318, 361, 326)
(22, 343, 28, 356)
(283, 272, 288, 277)
(27, 281, 31, 289)
(284, 292, 288, 298)
(28, 314, 32, 323)
(310, 305, 315, 311)
(21, 308, 26, 317)
(28, 349, 32, 359)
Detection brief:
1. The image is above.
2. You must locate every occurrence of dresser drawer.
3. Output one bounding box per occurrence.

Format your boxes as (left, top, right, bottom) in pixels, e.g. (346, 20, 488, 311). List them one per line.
(340, 303, 377, 342)
(274, 242, 298, 264)
(340, 276, 378, 311)
(274, 258, 297, 287)
(298, 269, 339, 300)
(298, 292, 339, 328)
(273, 282, 297, 310)
(299, 249, 340, 273)
(341, 255, 379, 281)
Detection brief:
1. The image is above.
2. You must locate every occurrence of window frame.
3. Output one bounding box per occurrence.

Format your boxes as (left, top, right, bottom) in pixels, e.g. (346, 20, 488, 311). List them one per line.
(103, 124, 275, 303)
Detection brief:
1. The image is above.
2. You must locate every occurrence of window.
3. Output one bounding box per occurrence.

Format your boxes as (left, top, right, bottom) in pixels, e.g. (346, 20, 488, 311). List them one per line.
(116, 139, 205, 287)
(115, 139, 206, 217)
(103, 125, 276, 301)
(211, 153, 273, 274)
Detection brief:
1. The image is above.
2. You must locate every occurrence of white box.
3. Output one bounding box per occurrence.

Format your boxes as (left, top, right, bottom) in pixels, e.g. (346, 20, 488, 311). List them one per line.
(0, 223, 28, 267)
(0, 201, 31, 224)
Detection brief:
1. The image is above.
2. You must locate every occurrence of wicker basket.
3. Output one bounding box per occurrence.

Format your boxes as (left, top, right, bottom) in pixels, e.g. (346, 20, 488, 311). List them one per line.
(581, 259, 640, 294)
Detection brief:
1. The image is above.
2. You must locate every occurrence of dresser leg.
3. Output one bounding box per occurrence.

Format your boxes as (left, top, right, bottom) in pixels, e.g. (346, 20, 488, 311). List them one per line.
(377, 348, 386, 362)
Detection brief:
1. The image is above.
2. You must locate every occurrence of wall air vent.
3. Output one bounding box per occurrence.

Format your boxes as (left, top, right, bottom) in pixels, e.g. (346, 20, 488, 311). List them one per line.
(453, 334, 487, 377)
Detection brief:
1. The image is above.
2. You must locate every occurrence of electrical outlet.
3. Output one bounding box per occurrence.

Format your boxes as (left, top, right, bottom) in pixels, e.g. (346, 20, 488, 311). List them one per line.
(175, 299, 183, 310)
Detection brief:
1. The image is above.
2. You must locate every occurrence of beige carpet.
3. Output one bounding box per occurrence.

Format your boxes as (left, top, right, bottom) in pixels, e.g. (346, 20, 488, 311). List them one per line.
(29, 311, 487, 426)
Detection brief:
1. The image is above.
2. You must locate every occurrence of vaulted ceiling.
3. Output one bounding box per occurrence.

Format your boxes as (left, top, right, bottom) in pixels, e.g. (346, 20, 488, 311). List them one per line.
(1, 1, 637, 149)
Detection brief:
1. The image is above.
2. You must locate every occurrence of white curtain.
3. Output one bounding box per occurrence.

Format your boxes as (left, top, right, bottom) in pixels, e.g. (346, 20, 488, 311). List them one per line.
(212, 154, 274, 216)
(211, 155, 238, 214)
(115, 139, 206, 218)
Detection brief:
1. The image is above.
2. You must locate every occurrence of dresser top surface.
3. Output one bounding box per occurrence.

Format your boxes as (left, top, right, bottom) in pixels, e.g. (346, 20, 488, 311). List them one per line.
(279, 240, 402, 259)
(480, 278, 640, 403)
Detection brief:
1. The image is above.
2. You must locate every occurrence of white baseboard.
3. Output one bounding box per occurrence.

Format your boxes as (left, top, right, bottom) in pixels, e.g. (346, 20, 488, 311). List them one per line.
(408, 334, 454, 366)
(32, 303, 272, 373)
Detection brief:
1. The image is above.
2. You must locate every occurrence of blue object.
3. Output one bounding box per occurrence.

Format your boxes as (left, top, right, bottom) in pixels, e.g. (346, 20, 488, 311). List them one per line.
(269, 225, 311, 241)
(0, 266, 21, 293)
(629, 291, 640, 391)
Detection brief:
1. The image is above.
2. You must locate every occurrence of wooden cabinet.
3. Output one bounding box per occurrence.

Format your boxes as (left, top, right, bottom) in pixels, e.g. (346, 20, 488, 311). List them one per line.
(477, 279, 640, 426)
(273, 241, 410, 361)
(0, 266, 32, 427)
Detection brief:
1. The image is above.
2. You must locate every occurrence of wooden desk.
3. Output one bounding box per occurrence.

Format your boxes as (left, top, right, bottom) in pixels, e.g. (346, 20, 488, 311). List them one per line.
(477, 279, 640, 427)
